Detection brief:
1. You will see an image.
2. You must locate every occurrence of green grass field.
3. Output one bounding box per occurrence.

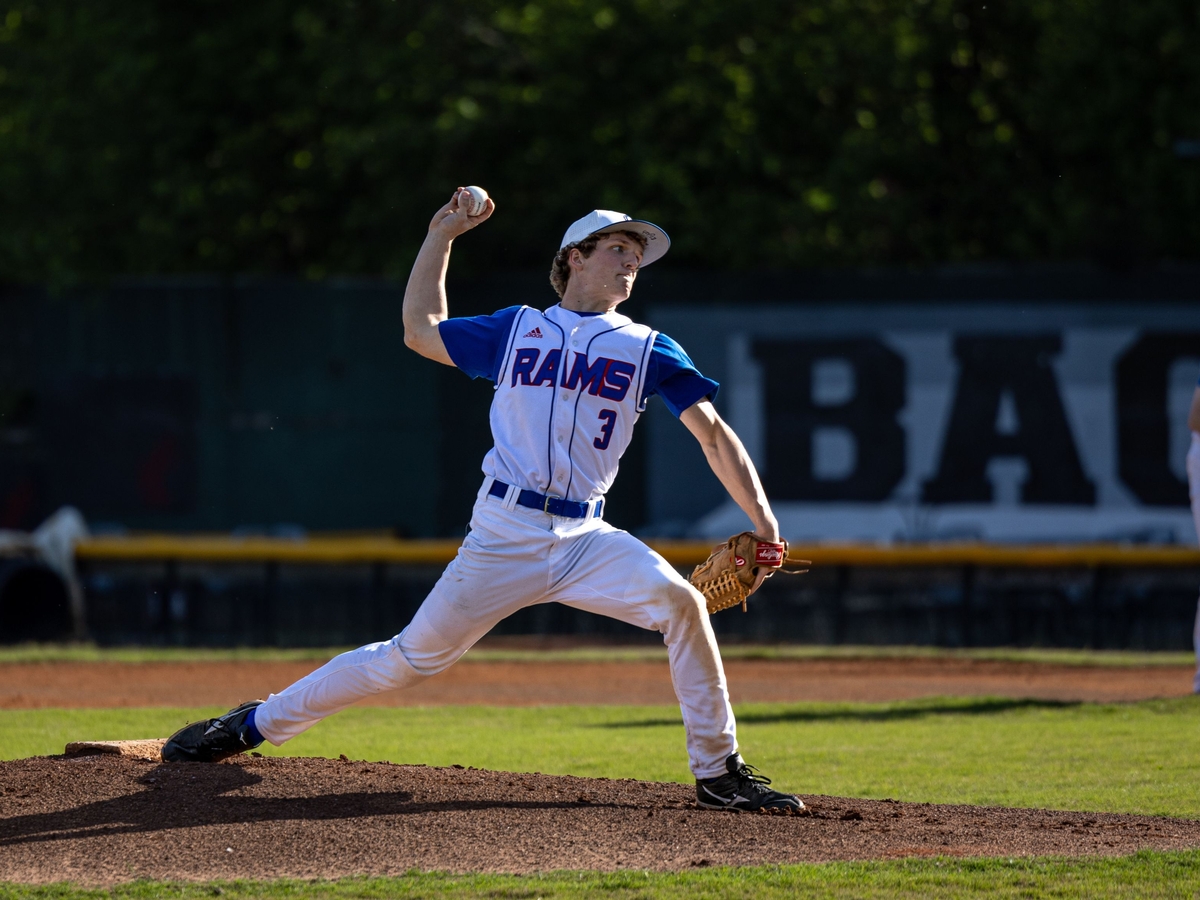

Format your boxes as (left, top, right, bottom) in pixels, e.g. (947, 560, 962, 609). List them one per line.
(3, 854, 1200, 900)
(4, 649, 1200, 897)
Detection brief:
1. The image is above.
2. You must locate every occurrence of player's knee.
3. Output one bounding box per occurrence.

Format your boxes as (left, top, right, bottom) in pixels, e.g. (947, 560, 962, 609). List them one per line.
(357, 639, 430, 692)
(664, 581, 707, 625)
(404, 647, 461, 678)
(392, 630, 466, 678)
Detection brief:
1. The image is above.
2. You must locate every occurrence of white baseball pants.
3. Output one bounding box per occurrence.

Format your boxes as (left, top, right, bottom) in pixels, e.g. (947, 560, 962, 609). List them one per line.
(253, 480, 739, 779)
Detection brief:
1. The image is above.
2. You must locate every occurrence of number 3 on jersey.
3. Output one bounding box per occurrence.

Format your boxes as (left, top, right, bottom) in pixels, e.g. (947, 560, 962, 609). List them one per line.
(594, 409, 617, 450)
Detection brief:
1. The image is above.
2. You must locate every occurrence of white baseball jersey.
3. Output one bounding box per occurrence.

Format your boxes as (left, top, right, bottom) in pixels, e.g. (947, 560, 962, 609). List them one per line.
(438, 302, 719, 503)
(486, 304, 655, 501)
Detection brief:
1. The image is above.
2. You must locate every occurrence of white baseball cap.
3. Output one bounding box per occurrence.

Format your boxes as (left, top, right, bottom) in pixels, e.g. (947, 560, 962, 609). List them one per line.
(559, 210, 671, 267)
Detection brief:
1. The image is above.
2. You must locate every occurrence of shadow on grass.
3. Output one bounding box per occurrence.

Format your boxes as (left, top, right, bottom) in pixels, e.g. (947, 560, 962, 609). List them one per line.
(594, 697, 1080, 729)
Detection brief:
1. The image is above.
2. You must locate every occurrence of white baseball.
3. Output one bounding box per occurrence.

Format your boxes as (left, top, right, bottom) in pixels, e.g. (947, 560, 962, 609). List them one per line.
(462, 185, 489, 216)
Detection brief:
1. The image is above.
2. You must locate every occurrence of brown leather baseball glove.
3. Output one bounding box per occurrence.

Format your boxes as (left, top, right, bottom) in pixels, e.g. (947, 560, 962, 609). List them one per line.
(688, 532, 810, 614)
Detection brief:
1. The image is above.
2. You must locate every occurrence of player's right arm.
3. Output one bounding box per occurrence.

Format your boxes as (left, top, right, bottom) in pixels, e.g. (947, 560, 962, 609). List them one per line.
(402, 188, 495, 364)
(1188, 385, 1200, 434)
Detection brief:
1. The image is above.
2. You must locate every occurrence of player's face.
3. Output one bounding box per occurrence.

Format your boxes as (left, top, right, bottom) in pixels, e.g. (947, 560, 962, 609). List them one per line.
(573, 234, 643, 305)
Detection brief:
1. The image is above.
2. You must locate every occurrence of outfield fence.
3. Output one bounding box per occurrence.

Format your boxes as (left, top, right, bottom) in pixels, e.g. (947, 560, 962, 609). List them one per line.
(56, 536, 1200, 651)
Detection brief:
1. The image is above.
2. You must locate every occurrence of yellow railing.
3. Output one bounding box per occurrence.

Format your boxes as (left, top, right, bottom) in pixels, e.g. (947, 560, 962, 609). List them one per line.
(74, 535, 1200, 569)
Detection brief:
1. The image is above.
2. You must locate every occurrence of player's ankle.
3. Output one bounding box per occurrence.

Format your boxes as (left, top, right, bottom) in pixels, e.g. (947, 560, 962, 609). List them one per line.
(244, 706, 264, 746)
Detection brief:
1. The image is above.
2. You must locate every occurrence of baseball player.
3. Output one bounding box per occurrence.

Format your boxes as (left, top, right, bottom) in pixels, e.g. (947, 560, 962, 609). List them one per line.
(164, 188, 803, 812)
(1188, 372, 1200, 694)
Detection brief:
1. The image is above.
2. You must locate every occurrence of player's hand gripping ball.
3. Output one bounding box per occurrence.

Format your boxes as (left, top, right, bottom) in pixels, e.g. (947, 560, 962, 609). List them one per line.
(462, 186, 489, 217)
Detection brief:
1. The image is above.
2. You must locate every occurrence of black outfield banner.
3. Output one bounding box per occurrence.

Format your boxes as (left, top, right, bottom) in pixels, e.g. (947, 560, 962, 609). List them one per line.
(647, 303, 1200, 544)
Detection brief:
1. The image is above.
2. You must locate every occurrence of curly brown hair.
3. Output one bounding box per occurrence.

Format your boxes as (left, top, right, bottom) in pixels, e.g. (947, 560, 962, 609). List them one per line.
(549, 229, 648, 298)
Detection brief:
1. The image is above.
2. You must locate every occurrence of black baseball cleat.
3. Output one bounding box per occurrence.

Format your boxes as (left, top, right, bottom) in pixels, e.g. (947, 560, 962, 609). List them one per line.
(162, 700, 264, 763)
(696, 752, 805, 811)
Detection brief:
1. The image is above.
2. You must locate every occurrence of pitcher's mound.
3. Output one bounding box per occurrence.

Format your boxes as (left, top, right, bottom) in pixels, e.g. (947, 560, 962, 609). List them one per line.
(2, 755, 1198, 885)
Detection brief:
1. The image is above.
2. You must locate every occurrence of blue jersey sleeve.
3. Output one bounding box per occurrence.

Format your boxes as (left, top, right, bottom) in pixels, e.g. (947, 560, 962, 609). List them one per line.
(437, 306, 522, 381)
(642, 333, 719, 417)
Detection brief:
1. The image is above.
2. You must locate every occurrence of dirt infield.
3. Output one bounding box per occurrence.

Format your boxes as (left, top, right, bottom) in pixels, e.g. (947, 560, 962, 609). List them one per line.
(1, 655, 1194, 709)
(2, 754, 1199, 885)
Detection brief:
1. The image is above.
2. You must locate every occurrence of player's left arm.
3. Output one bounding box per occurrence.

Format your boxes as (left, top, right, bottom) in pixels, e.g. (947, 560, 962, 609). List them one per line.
(1188, 385, 1200, 434)
(680, 399, 780, 543)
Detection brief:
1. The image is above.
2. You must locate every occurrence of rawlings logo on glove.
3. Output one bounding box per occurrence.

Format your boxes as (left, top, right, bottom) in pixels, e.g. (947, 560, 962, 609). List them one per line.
(755, 544, 784, 566)
(688, 532, 810, 615)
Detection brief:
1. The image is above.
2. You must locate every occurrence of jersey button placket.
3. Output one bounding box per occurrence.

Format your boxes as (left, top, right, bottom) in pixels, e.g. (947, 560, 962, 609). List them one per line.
(553, 431, 566, 494)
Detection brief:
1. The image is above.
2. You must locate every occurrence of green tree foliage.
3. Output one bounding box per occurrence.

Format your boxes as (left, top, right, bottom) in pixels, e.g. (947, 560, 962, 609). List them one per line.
(1, 0, 1197, 283)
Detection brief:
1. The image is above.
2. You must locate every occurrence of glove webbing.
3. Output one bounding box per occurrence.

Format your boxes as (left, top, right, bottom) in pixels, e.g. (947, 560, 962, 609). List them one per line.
(705, 570, 752, 615)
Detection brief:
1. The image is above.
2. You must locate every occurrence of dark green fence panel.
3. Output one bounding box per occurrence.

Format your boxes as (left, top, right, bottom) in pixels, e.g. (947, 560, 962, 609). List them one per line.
(0, 280, 442, 535)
